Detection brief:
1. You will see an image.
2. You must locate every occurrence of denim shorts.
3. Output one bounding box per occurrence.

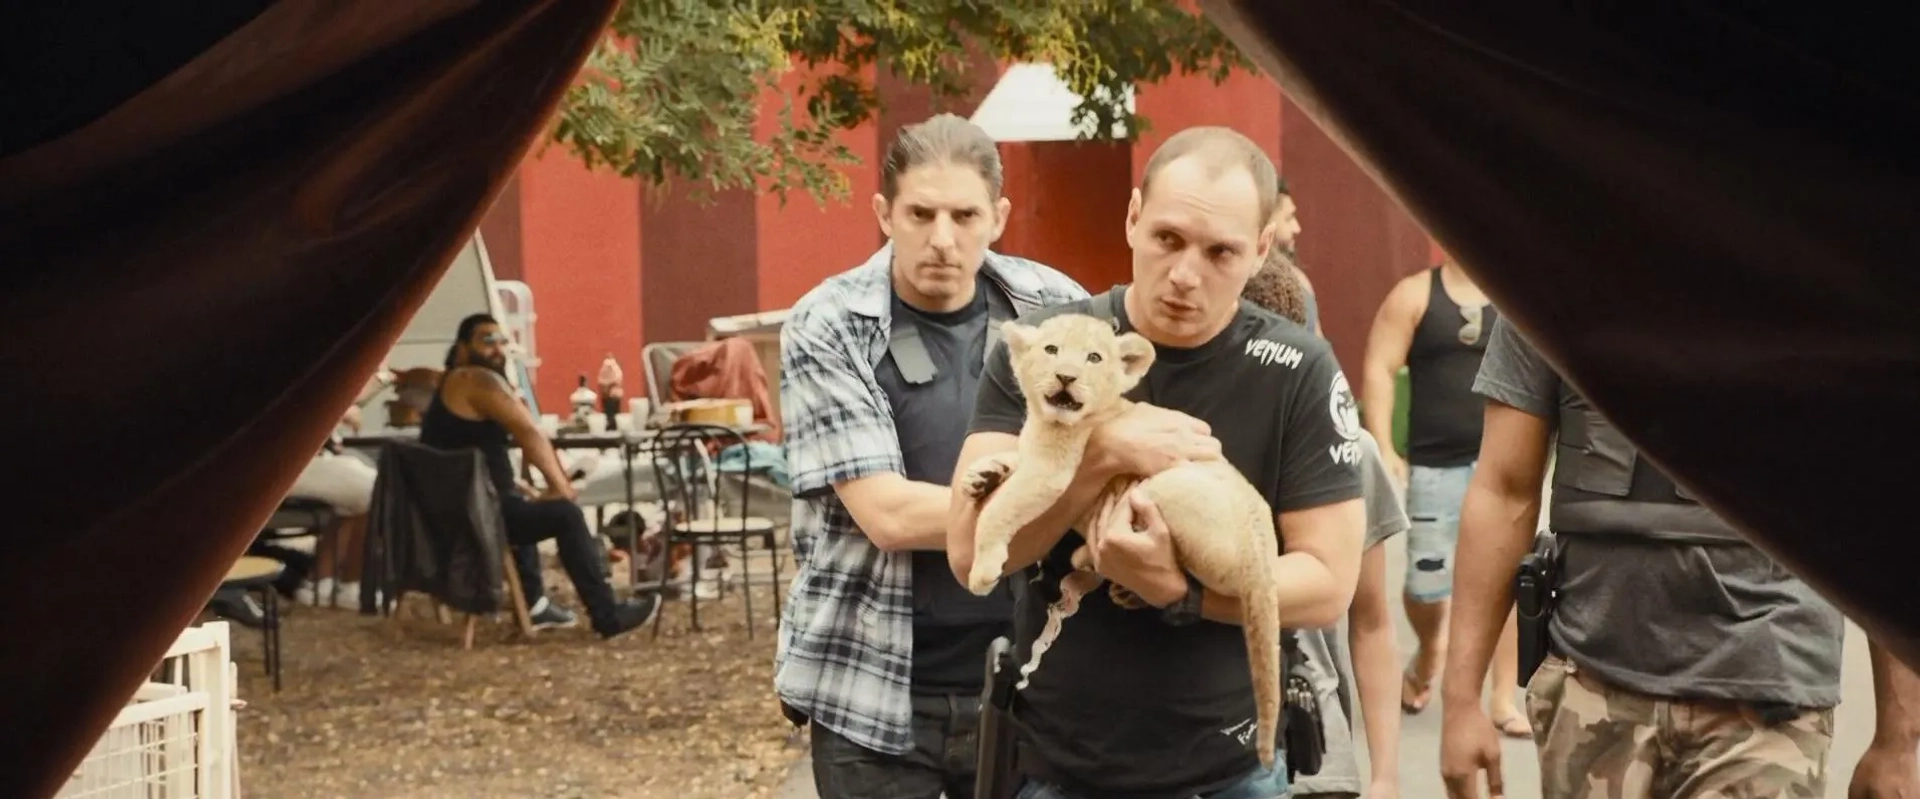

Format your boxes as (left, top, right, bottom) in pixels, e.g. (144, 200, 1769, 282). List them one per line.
(1405, 463, 1475, 602)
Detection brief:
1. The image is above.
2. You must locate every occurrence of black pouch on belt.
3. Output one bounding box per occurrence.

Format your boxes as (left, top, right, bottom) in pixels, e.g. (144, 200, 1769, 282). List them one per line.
(1280, 631, 1325, 778)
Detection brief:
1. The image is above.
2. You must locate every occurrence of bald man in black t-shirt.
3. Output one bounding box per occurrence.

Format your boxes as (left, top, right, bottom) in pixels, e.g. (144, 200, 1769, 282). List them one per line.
(947, 127, 1366, 799)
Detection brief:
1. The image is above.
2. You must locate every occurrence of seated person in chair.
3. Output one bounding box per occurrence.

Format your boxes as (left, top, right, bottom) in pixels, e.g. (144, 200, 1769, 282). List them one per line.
(421, 313, 656, 638)
(282, 365, 392, 605)
(211, 373, 387, 625)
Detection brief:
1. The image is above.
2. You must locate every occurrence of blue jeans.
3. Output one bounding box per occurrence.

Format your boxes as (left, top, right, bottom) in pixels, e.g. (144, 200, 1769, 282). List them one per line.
(1405, 463, 1475, 603)
(811, 694, 981, 799)
(1014, 752, 1290, 799)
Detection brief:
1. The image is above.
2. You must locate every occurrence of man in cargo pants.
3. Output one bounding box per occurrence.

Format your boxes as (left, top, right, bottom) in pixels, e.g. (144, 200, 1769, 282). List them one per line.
(1439, 315, 1920, 798)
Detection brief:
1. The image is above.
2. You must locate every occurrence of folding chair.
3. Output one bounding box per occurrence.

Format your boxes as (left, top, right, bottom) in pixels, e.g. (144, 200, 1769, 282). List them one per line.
(367, 441, 537, 649)
(647, 423, 783, 638)
(641, 341, 703, 413)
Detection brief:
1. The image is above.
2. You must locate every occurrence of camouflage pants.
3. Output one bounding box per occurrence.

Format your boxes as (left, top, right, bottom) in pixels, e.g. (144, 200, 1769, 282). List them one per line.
(1525, 655, 1833, 798)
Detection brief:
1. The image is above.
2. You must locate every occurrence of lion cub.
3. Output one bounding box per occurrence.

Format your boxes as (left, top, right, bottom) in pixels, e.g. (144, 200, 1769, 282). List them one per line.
(960, 313, 1285, 768)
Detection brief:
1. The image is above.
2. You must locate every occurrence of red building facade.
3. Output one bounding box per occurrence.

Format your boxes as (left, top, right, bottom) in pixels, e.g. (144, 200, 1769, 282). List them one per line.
(477, 63, 1435, 413)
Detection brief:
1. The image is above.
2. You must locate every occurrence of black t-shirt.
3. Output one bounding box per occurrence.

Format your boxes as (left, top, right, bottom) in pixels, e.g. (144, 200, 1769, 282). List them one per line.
(968, 286, 1364, 797)
(873, 273, 1018, 694)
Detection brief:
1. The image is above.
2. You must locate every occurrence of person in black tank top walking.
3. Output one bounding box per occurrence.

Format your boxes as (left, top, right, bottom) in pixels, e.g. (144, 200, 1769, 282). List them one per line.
(1360, 257, 1529, 736)
(420, 314, 656, 639)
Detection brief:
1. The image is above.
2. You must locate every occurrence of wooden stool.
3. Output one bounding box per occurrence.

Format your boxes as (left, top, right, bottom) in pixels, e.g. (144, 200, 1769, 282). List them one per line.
(222, 556, 285, 691)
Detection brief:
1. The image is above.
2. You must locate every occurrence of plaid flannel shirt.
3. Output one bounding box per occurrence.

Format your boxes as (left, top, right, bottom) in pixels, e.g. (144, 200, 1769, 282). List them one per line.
(774, 243, 1088, 755)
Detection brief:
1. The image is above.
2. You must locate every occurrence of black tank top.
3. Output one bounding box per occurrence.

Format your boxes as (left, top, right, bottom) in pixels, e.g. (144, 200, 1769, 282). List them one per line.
(419, 375, 517, 499)
(1406, 268, 1495, 467)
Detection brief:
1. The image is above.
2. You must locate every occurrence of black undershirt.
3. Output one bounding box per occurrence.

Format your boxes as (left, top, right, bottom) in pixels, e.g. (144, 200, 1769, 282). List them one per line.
(873, 273, 1017, 694)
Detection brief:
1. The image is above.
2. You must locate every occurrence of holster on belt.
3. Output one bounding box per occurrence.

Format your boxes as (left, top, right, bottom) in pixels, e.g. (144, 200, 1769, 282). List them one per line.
(976, 636, 1020, 799)
(1514, 530, 1562, 686)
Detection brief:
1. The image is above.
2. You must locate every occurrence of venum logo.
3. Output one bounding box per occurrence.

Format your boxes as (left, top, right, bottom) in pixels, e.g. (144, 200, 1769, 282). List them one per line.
(1327, 372, 1363, 466)
(1221, 717, 1258, 746)
(1244, 338, 1303, 369)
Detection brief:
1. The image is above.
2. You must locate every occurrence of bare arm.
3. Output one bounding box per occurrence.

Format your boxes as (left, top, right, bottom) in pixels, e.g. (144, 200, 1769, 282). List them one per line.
(353, 367, 392, 405)
(1360, 276, 1421, 459)
(1196, 498, 1366, 628)
(1868, 639, 1920, 750)
(462, 369, 572, 493)
(1349, 542, 1402, 786)
(1440, 402, 1552, 707)
(835, 474, 958, 552)
(946, 431, 1111, 583)
(1289, 265, 1323, 337)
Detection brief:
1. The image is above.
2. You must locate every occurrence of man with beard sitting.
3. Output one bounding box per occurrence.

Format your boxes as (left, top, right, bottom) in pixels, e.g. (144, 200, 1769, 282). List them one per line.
(419, 313, 655, 638)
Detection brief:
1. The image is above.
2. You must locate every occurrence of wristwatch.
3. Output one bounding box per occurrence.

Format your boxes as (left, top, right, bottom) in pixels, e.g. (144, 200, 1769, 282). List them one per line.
(1159, 575, 1203, 627)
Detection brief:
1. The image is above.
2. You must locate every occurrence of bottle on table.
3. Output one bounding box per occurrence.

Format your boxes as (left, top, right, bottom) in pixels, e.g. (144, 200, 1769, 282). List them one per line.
(597, 353, 625, 431)
(569, 373, 596, 433)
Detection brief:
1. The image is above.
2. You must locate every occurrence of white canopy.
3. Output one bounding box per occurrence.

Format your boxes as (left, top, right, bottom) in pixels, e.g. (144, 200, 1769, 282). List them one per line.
(969, 63, 1134, 142)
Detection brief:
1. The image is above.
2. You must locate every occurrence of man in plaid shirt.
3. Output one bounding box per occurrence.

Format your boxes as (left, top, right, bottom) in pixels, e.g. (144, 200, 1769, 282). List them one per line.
(774, 114, 1088, 798)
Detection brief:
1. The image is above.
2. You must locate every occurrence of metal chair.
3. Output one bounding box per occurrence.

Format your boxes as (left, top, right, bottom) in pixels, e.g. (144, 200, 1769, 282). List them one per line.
(641, 341, 702, 412)
(261, 497, 341, 605)
(646, 423, 782, 638)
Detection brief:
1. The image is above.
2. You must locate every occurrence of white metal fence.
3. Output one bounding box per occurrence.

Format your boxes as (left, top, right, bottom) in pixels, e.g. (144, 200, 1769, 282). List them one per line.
(59, 622, 241, 799)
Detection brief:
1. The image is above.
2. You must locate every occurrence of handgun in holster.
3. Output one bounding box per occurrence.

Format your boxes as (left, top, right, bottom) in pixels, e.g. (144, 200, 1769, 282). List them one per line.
(1514, 530, 1562, 687)
(1280, 630, 1325, 779)
(976, 636, 1021, 799)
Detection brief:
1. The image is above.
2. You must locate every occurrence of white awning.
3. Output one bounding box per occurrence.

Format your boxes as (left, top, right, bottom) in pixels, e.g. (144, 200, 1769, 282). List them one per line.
(969, 63, 1134, 142)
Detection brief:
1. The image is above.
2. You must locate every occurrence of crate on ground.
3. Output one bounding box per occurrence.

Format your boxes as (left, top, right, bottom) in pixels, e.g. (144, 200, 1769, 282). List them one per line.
(60, 622, 242, 799)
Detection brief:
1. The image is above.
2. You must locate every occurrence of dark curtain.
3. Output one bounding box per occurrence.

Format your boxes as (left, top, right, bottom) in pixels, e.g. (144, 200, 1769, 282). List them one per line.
(1202, 1, 1920, 665)
(6, 1, 1920, 796)
(0, 1, 617, 795)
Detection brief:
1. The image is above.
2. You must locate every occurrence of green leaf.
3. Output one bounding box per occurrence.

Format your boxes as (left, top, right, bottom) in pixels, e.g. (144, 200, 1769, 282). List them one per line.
(548, 0, 1252, 205)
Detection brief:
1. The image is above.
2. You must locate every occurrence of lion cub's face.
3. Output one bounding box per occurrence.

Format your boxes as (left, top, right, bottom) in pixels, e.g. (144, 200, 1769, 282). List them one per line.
(1004, 314, 1155, 426)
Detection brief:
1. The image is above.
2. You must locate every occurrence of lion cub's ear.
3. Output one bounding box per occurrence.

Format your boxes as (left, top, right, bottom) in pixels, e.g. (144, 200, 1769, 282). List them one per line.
(1002, 321, 1039, 358)
(1115, 332, 1155, 379)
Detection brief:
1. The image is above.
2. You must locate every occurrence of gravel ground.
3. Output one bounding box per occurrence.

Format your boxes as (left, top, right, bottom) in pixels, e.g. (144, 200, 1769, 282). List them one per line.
(226, 562, 804, 798)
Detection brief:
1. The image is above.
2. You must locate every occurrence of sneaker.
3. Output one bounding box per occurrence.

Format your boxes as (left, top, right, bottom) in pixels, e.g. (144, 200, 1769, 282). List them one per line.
(269, 553, 315, 599)
(594, 595, 660, 640)
(209, 591, 267, 629)
(527, 597, 578, 630)
(297, 579, 365, 608)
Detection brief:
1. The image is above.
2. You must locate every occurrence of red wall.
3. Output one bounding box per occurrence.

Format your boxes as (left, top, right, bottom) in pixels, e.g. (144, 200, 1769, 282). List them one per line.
(756, 66, 882, 311)
(513, 146, 643, 414)
(1131, 70, 1284, 180)
(484, 61, 1435, 405)
(997, 141, 1134, 294)
(1281, 96, 1433, 392)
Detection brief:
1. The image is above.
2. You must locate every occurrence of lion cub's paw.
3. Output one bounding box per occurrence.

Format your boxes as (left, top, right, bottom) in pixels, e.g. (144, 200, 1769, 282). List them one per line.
(967, 551, 1007, 596)
(1069, 545, 1096, 573)
(961, 454, 1015, 502)
(1108, 584, 1150, 610)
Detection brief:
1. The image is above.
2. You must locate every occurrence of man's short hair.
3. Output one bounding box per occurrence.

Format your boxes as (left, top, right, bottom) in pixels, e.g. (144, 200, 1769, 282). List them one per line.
(447, 313, 500, 368)
(1140, 127, 1282, 223)
(455, 313, 498, 344)
(880, 113, 1004, 201)
(1242, 250, 1310, 326)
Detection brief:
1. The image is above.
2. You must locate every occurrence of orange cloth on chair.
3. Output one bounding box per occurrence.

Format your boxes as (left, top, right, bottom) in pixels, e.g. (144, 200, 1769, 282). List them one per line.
(668, 337, 780, 441)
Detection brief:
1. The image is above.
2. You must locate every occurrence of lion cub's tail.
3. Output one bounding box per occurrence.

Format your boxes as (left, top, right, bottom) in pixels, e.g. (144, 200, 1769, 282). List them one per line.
(1244, 573, 1282, 770)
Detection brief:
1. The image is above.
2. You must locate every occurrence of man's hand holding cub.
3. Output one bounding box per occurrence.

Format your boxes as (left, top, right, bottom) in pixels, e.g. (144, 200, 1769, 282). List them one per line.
(1087, 488, 1189, 608)
(1088, 404, 1222, 478)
